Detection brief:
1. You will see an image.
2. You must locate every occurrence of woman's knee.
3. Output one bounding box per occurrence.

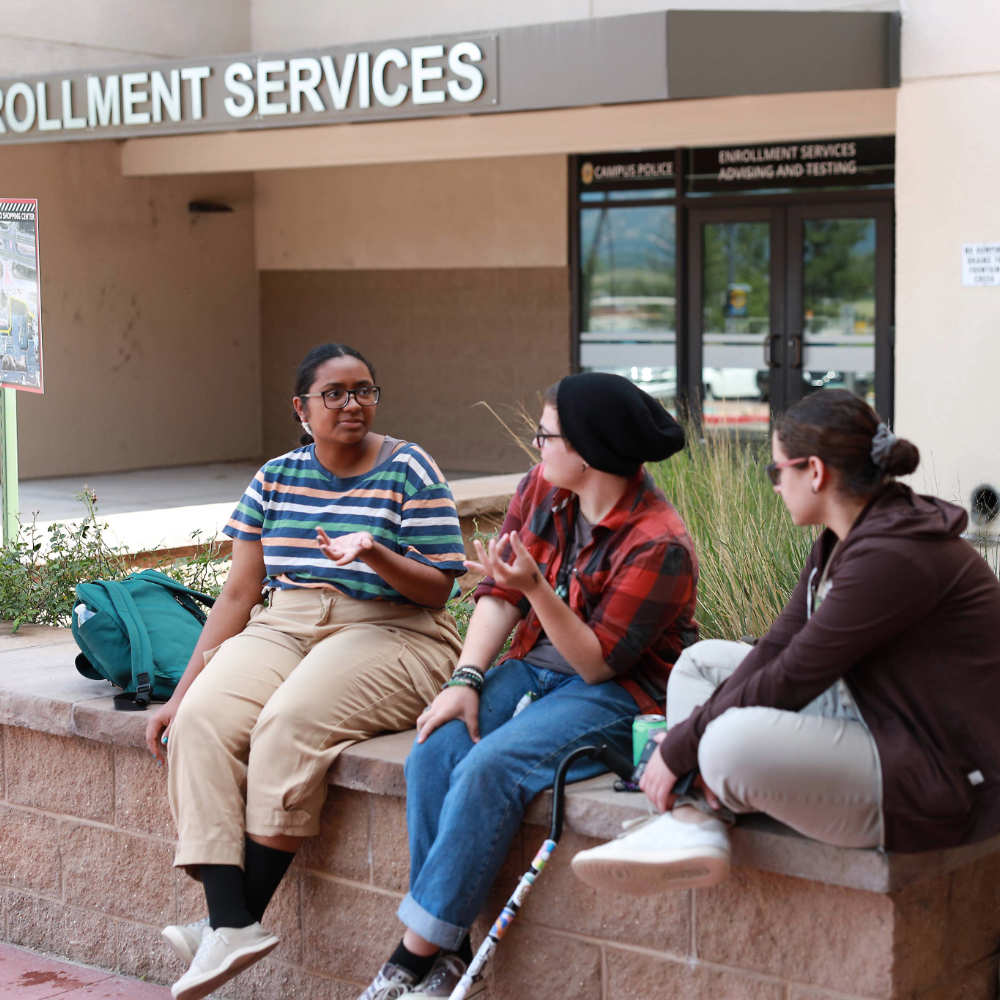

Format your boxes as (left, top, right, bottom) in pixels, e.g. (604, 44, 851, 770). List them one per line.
(697, 707, 771, 792)
(404, 719, 470, 786)
(171, 689, 222, 747)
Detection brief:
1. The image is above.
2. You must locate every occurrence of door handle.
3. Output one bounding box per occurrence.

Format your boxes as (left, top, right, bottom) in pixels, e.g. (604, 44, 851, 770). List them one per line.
(763, 334, 781, 369)
(789, 336, 803, 369)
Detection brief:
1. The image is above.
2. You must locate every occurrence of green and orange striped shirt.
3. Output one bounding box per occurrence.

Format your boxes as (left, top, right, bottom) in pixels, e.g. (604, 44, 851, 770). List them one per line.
(224, 442, 467, 604)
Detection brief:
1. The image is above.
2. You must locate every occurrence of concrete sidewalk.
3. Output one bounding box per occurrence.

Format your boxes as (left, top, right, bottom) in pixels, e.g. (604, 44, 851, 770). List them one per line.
(0, 942, 168, 998)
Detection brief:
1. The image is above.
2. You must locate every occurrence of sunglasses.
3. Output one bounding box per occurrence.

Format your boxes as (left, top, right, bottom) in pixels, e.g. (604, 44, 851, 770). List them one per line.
(765, 457, 809, 486)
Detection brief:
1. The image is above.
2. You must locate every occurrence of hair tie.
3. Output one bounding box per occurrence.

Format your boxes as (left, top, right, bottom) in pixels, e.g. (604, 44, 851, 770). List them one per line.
(870, 423, 898, 469)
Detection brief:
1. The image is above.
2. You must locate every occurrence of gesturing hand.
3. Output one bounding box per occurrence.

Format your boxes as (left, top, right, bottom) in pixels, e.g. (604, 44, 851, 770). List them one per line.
(465, 531, 544, 595)
(317, 528, 375, 567)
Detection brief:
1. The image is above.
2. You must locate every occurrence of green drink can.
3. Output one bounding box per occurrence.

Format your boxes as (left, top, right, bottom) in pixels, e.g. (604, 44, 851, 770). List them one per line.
(632, 714, 667, 765)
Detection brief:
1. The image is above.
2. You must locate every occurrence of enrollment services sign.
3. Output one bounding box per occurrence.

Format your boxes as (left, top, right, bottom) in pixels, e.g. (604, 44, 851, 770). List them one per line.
(0, 200, 43, 393)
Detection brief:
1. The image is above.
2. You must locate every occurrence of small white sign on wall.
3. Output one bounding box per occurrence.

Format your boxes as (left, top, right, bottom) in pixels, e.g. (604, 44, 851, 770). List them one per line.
(962, 243, 1000, 286)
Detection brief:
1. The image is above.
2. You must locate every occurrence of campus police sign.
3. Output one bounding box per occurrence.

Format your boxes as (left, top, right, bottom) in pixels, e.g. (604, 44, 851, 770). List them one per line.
(0, 34, 497, 144)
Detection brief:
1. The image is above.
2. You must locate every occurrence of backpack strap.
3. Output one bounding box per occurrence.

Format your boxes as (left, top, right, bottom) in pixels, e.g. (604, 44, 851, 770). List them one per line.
(133, 570, 217, 610)
(100, 580, 157, 711)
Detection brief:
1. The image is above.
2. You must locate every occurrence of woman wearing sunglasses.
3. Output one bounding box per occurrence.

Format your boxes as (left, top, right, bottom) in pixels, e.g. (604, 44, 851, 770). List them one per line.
(145, 343, 468, 1000)
(356, 372, 698, 1000)
(573, 388, 1000, 894)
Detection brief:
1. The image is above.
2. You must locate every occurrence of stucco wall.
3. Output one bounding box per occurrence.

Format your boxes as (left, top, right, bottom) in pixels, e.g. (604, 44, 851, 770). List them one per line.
(260, 269, 568, 473)
(250, 0, 898, 51)
(2, 1, 250, 76)
(254, 156, 567, 270)
(1, 140, 261, 479)
(894, 0, 1000, 507)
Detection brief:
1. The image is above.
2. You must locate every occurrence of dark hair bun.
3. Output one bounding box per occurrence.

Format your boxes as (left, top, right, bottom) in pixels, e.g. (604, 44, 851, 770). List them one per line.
(882, 437, 920, 477)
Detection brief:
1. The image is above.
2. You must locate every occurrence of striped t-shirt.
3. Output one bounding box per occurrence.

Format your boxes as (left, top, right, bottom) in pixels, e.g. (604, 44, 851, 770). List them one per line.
(224, 441, 467, 603)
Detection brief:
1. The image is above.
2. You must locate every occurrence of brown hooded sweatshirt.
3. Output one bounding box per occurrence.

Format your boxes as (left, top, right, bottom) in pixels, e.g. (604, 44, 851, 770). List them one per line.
(660, 483, 1000, 853)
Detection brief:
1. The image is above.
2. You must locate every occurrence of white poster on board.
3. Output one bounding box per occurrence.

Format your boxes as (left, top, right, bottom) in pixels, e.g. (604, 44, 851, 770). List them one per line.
(0, 199, 43, 392)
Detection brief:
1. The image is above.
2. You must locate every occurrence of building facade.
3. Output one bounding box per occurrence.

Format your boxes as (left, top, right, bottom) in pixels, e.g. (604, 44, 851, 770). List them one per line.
(0, 0, 996, 525)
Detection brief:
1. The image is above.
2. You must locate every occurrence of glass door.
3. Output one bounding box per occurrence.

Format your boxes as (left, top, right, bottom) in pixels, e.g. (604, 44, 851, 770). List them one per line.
(786, 203, 894, 416)
(687, 201, 893, 429)
(687, 207, 784, 435)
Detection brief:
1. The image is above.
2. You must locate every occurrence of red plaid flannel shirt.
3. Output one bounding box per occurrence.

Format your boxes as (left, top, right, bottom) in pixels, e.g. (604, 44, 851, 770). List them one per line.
(474, 465, 699, 713)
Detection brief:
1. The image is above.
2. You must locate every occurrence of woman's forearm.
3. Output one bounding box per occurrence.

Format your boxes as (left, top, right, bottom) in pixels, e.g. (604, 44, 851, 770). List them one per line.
(361, 542, 454, 607)
(461, 596, 522, 669)
(526, 580, 614, 684)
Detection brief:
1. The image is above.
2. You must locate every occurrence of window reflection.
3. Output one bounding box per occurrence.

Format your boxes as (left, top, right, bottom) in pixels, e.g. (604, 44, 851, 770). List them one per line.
(579, 204, 677, 407)
(801, 218, 876, 406)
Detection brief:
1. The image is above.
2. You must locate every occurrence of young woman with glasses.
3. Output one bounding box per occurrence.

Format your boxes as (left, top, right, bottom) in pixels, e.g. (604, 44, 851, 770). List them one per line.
(356, 372, 699, 1000)
(145, 343, 468, 1000)
(573, 388, 1000, 894)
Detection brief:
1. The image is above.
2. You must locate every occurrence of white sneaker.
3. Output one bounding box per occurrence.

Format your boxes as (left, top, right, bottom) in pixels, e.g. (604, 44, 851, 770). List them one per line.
(410, 953, 486, 998)
(571, 808, 731, 894)
(355, 962, 421, 1000)
(161, 917, 210, 965)
(170, 922, 279, 1000)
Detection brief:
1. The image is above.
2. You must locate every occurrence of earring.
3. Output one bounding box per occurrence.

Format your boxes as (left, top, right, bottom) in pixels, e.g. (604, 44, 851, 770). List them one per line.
(301, 421, 313, 438)
(582, 461, 589, 472)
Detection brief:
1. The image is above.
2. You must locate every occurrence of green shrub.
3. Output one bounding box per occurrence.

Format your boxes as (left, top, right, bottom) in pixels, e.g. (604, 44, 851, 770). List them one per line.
(649, 425, 817, 641)
(0, 489, 230, 632)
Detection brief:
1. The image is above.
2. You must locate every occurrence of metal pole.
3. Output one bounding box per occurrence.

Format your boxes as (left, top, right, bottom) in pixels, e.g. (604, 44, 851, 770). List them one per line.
(0, 387, 19, 546)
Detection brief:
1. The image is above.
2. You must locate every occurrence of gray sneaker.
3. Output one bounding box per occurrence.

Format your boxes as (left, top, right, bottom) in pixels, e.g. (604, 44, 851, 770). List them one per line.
(355, 962, 421, 1000)
(161, 917, 210, 965)
(170, 922, 279, 1000)
(410, 954, 485, 999)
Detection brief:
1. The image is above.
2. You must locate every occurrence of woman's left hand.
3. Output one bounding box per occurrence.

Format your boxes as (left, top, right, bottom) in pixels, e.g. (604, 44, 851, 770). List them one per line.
(318, 528, 376, 566)
(465, 531, 544, 594)
(640, 732, 680, 813)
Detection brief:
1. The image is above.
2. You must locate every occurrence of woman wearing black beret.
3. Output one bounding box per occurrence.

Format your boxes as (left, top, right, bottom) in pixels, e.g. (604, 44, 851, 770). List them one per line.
(356, 372, 700, 1000)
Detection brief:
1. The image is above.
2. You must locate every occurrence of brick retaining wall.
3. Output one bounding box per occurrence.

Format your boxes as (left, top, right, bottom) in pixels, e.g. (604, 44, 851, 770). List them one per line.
(0, 625, 998, 999)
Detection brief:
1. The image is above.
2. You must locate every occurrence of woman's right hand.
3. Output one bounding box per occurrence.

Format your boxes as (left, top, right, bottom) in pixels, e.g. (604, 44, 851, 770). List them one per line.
(415, 685, 480, 745)
(145, 697, 181, 765)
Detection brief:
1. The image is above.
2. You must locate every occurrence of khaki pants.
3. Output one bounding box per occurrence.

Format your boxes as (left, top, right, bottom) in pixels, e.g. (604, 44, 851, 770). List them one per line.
(668, 640, 884, 849)
(168, 587, 461, 870)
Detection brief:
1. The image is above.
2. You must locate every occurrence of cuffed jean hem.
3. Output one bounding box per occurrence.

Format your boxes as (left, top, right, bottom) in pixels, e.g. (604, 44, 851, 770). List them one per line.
(397, 893, 467, 951)
(173, 839, 246, 871)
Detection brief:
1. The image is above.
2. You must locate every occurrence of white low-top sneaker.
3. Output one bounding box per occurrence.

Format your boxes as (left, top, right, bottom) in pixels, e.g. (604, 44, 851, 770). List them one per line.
(571, 808, 731, 894)
(161, 917, 210, 965)
(170, 922, 279, 1000)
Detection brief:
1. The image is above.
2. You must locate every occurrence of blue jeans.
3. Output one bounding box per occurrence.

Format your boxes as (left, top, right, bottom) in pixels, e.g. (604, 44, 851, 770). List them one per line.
(397, 660, 639, 949)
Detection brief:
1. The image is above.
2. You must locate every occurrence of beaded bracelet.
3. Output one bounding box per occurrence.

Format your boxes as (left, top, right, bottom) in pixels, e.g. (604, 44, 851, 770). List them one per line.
(442, 676, 482, 694)
(452, 665, 484, 683)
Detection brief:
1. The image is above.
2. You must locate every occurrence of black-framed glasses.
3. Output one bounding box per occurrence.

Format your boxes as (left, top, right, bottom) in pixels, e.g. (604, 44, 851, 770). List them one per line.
(532, 428, 564, 449)
(300, 386, 381, 409)
(765, 457, 809, 486)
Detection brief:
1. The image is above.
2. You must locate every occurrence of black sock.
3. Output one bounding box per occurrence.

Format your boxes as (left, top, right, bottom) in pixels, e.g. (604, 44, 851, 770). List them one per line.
(389, 940, 437, 980)
(456, 936, 473, 965)
(200, 864, 254, 930)
(243, 837, 296, 923)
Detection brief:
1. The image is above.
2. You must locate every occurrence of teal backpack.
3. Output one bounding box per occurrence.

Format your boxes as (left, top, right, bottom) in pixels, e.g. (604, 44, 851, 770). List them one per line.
(71, 569, 216, 711)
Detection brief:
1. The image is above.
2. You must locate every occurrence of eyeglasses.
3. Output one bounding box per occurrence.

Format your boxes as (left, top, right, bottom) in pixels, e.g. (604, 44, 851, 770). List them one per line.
(300, 386, 381, 409)
(532, 428, 564, 449)
(765, 457, 809, 486)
